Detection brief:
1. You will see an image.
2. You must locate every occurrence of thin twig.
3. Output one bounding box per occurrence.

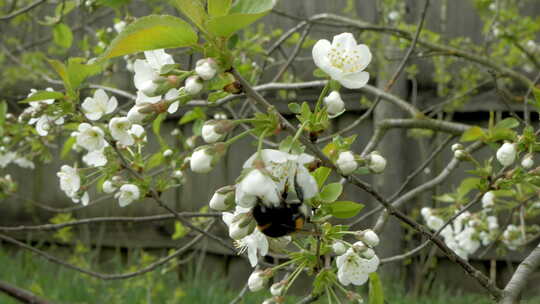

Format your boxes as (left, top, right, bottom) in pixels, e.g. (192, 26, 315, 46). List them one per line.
(0, 220, 215, 280)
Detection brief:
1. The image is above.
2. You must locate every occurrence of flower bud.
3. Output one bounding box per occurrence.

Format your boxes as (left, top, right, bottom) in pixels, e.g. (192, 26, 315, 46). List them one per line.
(521, 154, 534, 169)
(139, 80, 160, 96)
(352, 241, 368, 253)
(482, 191, 495, 209)
(357, 229, 379, 247)
(248, 270, 270, 292)
(496, 142, 516, 166)
(270, 280, 286, 296)
(189, 144, 226, 174)
(102, 180, 117, 194)
(209, 185, 235, 211)
(171, 128, 180, 136)
(190, 148, 213, 173)
(332, 241, 347, 255)
(184, 75, 203, 95)
(195, 58, 218, 80)
(336, 151, 357, 175)
(421, 207, 432, 218)
(127, 104, 149, 124)
(163, 149, 173, 157)
(359, 248, 376, 259)
(454, 149, 468, 161)
(323, 91, 345, 117)
(173, 170, 184, 179)
(368, 152, 386, 173)
(451, 143, 463, 152)
(202, 120, 234, 143)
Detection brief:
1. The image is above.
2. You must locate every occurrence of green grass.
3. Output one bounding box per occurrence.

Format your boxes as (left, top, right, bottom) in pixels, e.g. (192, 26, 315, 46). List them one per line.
(0, 246, 539, 304)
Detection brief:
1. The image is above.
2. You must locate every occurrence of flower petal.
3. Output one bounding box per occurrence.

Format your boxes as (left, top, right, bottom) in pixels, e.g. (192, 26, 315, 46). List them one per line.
(312, 39, 332, 71)
(332, 32, 357, 51)
(338, 71, 369, 89)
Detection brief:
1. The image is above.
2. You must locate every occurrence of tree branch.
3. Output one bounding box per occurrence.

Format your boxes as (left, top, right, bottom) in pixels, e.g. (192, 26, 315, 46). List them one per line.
(499, 243, 540, 304)
(0, 280, 53, 304)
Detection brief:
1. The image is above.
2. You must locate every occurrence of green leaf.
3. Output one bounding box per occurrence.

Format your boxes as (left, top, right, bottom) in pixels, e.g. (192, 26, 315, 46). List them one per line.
(319, 183, 343, 202)
(146, 152, 164, 170)
(369, 273, 384, 304)
(153, 113, 167, 146)
(461, 126, 485, 142)
(66, 58, 103, 91)
(20, 91, 64, 103)
(101, 15, 197, 59)
(172, 221, 187, 240)
(61, 137, 76, 159)
(205, 0, 276, 37)
(229, 0, 275, 14)
(456, 177, 480, 199)
(53, 23, 73, 49)
(179, 108, 206, 125)
(288, 102, 301, 114)
(495, 117, 519, 129)
(208, 0, 232, 17)
(312, 167, 331, 189)
(172, 0, 208, 30)
(328, 201, 364, 219)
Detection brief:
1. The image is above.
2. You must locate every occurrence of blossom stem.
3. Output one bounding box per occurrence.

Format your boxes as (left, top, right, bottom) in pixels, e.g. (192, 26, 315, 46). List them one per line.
(330, 287, 343, 304)
(314, 81, 331, 111)
(283, 262, 306, 294)
(290, 121, 309, 152)
(270, 259, 297, 272)
(224, 129, 253, 146)
(256, 129, 269, 157)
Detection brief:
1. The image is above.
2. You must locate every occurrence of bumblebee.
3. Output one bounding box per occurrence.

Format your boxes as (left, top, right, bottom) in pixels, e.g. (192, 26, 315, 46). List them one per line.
(252, 201, 308, 237)
(252, 174, 310, 238)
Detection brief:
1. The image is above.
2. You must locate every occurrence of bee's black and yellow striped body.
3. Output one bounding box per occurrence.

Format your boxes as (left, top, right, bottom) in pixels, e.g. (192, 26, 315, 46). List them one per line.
(252, 202, 306, 238)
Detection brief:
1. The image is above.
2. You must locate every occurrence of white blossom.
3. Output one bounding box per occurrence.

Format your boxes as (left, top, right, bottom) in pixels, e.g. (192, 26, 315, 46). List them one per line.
(496, 142, 516, 167)
(130, 124, 146, 141)
(114, 20, 126, 33)
(76, 123, 105, 151)
(312, 32, 372, 89)
(237, 229, 269, 267)
(0, 151, 16, 168)
(165, 88, 180, 114)
(184, 75, 203, 95)
(323, 91, 345, 117)
(195, 58, 218, 80)
(336, 151, 357, 175)
(502, 224, 526, 251)
(336, 248, 379, 286)
(83, 149, 107, 167)
(13, 157, 35, 169)
(209, 186, 234, 211)
(115, 184, 140, 207)
(81, 89, 117, 121)
(235, 169, 281, 208)
(133, 49, 174, 96)
(57, 165, 80, 198)
(109, 117, 134, 146)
